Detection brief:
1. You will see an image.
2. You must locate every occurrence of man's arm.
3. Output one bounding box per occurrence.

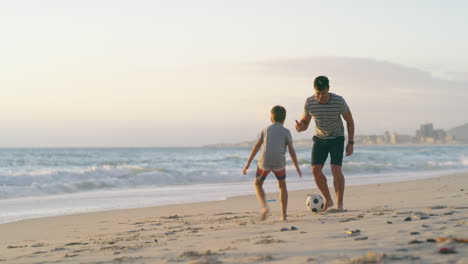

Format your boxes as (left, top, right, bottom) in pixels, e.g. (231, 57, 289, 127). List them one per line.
(295, 113, 312, 132)
(287, 142, 302, 177)
(242, 138, 263, 175)
(342, 111, 354, 156)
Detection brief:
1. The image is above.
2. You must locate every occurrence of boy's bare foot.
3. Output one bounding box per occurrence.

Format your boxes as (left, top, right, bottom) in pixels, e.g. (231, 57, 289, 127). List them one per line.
(280, 214, 287, 221)
(322, 200, 334, 212)
(260, 208, 269, 221)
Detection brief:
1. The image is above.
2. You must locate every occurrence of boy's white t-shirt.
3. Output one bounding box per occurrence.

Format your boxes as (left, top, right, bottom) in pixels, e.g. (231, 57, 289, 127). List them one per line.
(257, 122, 292, 170)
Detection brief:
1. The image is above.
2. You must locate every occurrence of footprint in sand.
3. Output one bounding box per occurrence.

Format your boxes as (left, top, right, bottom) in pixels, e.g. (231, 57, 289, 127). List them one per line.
(64, 242, 88, 246)
(72, 249, 89, 253)
(339, 218, 359, 222)
(249, 255, 275, 262)
(426, 205, 447, 210)
(128, 228, 145, 233)
(343, 251, 419, 263)
(254, 238, 286, 244)
(100, 245, 126, 251)
(214, 212, 234, 216)
(179, 250, 221, 262)
(327, 208, 349, 213)
(162, 215, 181, 219)
(354, 236, 368, 241)
(218, 246, 237, 252)
(232, 238, 251, 243)
(32, 250, 48, 254)
(187, 258, 223, 264)
(112, 256, 144, 262)
(7, 245, 27, 249)
(31, 243, 46, 248)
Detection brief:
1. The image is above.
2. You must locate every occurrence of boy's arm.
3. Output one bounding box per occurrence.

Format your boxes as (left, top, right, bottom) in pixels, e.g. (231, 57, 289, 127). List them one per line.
(287, 142, 302, 177)
(242, 138, 263, 175)
(295, 113, 312, 132)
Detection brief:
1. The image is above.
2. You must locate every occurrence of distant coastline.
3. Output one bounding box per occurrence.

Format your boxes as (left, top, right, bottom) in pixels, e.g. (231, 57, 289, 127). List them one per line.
(206, 122, 468, 148)
(204, 138, 467, 148)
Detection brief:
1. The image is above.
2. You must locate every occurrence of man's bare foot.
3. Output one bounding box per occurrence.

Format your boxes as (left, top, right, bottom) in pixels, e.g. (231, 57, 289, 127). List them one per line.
(280, 214, 287, 221)
(322, 200, 334, 212)
(260, 207, 269, 221)
(337, 202, 344, 210)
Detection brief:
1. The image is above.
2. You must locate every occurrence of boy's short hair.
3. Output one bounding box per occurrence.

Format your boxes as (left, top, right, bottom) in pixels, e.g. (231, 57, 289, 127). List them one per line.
(271, 105, 286, 122)
(314, 76, 330, 91)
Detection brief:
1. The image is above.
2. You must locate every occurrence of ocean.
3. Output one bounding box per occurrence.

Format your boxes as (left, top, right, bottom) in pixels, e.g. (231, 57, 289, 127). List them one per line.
(1, 146, 467, 224)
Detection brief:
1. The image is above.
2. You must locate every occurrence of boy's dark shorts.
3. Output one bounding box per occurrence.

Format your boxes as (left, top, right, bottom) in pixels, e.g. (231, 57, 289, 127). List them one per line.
(312, 136, 345, 166)
(256, 167, 286, 181)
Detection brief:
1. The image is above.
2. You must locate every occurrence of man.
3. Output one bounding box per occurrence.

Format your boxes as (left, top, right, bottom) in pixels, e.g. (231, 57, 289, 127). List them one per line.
(295, 76, 354, 212)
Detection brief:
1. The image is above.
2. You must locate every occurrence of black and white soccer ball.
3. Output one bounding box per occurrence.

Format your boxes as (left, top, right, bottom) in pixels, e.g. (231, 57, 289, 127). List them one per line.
(306, 194, 324, 213)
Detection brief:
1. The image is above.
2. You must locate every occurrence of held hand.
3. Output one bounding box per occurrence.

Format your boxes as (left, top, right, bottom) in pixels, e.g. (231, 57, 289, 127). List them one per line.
(242, 164, 250, 175)
(346, 144, 354, 156)
(295, 120, 304, 132)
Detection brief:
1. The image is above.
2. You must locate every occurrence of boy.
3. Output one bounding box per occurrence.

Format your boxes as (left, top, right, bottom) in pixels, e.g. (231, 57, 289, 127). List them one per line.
(242, 105, 302, 221)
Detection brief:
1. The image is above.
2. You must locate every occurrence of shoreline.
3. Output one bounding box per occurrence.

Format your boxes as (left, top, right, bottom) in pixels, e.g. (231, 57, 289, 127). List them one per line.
(1, 173, 467, 263)
(2, 168, 468, 226)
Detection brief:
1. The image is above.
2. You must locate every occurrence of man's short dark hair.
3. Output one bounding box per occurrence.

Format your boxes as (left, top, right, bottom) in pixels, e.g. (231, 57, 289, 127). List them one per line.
(271, 105, 286, 122)
(314, 76, 330, 91)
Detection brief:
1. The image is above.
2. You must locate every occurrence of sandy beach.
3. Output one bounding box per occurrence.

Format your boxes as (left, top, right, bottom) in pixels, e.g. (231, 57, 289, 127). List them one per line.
(1, 173, 467, 264)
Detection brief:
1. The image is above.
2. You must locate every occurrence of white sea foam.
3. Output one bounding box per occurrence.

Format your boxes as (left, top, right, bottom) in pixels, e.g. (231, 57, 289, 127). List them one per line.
(1, 167, 467, 225)
(0, 164, 247, 198)
(0, 146, 468, 223)
(461, 156, 468, 166)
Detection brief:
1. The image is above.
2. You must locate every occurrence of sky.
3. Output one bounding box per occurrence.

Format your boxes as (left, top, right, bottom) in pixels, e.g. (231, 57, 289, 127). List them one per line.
(1, 1, 467, 147)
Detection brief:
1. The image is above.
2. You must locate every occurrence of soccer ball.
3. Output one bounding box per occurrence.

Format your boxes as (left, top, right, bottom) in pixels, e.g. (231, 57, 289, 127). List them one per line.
(306, 194, 324, 213)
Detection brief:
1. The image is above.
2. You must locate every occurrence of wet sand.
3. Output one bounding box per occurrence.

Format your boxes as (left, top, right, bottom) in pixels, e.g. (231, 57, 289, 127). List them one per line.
(1, 173, 467, 264)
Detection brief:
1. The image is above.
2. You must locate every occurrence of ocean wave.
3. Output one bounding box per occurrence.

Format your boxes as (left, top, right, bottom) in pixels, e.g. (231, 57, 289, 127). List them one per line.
(0, 164, 246, 199)
(1, 146, 468, 199)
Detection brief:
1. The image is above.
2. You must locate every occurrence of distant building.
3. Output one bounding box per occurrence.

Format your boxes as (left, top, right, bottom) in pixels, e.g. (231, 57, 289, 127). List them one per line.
(416, 123, 434, 141)
(433, 129, 446, 143)
(395, 134, 414, 144)
(383, 131, 391, 144)
(446, 135, 455, 143)
(415, 123, 451, 144)
(355, 133, 414, 145)
(352, 123, 455, 145)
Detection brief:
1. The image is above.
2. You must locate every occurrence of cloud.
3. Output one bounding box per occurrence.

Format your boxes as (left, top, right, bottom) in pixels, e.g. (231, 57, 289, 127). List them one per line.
(242, 56, 468, 134)
(248, 56, 467, 89)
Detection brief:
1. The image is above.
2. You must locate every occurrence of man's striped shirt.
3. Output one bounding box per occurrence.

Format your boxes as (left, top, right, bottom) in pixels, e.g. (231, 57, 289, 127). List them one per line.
(303, 93, 350, 139)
